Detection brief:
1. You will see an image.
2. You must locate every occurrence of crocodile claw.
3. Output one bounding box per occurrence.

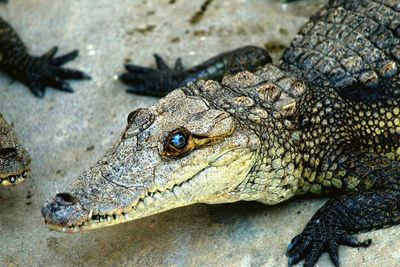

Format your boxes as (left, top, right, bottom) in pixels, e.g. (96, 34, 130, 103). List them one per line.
(119, 53, 186, 97)
(24, 48, 91, 98)
(287, 226, 372, 267)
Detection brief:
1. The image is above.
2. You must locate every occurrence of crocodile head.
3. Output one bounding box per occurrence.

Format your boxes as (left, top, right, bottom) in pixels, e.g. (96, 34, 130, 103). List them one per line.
(42, 77, 298, 232)
(0, 114, 31, 186)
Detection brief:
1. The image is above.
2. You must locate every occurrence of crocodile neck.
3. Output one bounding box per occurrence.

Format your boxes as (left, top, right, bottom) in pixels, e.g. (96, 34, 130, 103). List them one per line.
(184, 56, 400, 201)
(181, 64, 306, 204)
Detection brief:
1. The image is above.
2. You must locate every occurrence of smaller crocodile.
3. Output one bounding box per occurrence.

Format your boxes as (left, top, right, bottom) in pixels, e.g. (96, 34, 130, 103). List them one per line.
(0, 16, 89, 186)
(0, 114, 30, 186)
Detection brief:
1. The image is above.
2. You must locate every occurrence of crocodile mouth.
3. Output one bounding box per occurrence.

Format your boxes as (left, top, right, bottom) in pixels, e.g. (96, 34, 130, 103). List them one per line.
(45, 148, 247, 233)
(0, 169, 30, 187)
(47, 172, 199, 233)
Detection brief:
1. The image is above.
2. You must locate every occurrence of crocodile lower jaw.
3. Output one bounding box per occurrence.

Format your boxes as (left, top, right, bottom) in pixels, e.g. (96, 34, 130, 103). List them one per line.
(48, 211, 137, 233)
(0, 169, 30, 186)
(47, 182, 192, 233)
(49, 187, 238, 233)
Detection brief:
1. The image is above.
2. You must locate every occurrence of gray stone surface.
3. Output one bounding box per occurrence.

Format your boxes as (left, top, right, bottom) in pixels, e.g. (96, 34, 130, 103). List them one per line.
(1, 0, 399, 266)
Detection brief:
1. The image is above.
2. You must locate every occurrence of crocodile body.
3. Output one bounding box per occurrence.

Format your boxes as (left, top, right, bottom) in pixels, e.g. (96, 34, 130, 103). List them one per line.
(0, 16, 89, 186)
(42, 0, 400, 266)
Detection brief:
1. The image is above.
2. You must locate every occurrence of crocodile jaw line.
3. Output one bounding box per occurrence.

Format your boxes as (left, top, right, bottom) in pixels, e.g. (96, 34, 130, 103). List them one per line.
(47, 147, 255, 233)
(0, 114, 32, 187)
(0, 169, 30, 186)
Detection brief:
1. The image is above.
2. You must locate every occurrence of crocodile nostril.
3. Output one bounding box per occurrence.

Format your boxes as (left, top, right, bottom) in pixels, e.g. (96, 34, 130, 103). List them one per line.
(56, 192, 77, 204)
(0, 147, 17, 157)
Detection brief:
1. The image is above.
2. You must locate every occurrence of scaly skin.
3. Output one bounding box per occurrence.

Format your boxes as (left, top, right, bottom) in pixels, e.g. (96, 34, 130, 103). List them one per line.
(0, 17, 90, 97)
(0, 114, 30, 186)
(0, 16, 89, 185)
(119, 46, 272, 97)
(42, 0, 400, 266)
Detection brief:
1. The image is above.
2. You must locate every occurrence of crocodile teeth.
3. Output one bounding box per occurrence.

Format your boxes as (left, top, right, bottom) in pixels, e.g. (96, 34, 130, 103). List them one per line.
(81, 177, 197, 230)
(153, 192, 163, 201)
(0, 171, 29, 186)
(143, 196, 154, 205)
(173, 186, 183, 196)
(181, 182, 190, 191)
(137, 202, 145, 210)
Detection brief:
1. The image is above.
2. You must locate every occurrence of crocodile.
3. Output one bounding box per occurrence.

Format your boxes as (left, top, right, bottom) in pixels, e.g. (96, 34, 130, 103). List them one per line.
(0, 16, 89, 185)
(42, 0, 400, 266)
(0, 114, 30, 186)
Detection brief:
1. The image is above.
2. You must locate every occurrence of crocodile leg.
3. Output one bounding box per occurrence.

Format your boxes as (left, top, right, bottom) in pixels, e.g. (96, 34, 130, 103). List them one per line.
(287, 152, 400, 267)
(0, 17, 90, 98)
(119, 45, 271, 97)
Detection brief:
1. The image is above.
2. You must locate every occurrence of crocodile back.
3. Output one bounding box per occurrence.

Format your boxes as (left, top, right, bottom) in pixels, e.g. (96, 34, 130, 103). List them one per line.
(271, 0, 400, 194)
(282, 0, 400, 102)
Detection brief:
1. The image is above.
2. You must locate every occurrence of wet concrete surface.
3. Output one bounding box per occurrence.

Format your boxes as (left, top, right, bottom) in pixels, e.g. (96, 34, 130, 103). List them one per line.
(1, 0, 400, 266)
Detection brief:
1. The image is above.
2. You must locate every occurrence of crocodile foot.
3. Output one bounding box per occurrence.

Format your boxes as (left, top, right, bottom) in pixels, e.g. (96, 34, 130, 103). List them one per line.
(287, 224, 371, 267)
(119, 46, 271, 97)
(119, 54, 183, 97)
(22, 46, 91, 97)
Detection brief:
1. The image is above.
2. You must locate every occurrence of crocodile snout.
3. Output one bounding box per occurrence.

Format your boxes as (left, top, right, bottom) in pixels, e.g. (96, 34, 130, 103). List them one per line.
(41, 192, 91, 231)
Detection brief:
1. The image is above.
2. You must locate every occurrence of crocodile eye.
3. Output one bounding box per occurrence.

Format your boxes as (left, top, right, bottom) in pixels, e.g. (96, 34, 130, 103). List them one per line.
(171, 132, 187, 149)
(163, 127, 192, 157)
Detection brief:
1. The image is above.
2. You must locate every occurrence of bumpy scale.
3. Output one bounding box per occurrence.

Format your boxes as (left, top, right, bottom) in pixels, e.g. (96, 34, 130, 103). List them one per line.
(42, 1, 400, 266)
